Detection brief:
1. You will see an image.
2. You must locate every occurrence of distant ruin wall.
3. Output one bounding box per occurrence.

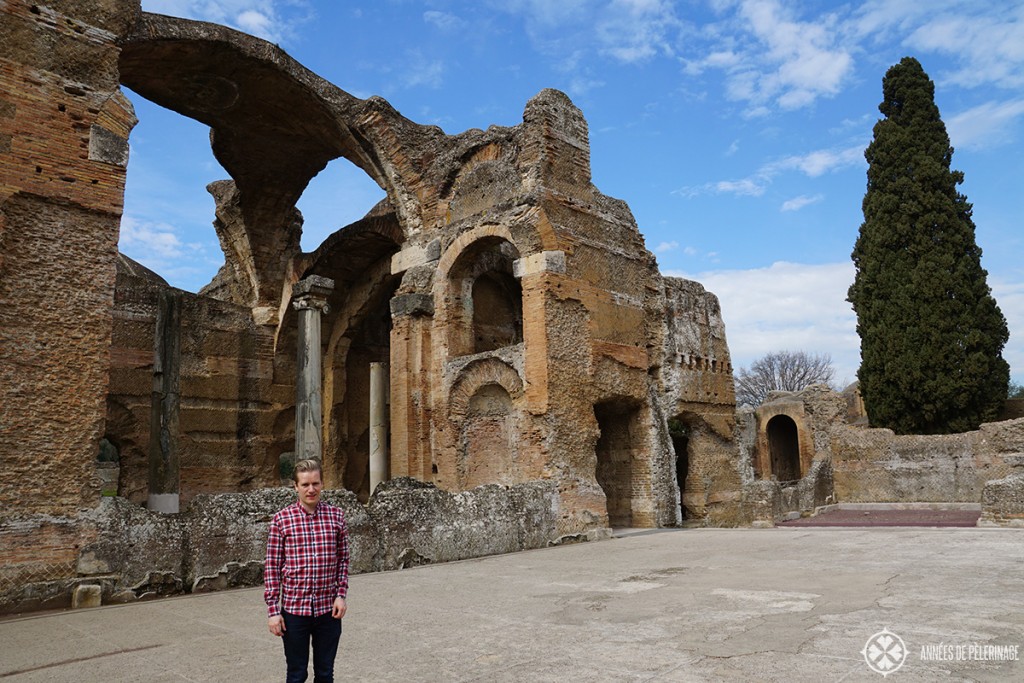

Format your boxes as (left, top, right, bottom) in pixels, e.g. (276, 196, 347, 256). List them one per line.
(0, 479, 563, 614)
(831, 418, 1024, 503)
(980, 471, 1024, 527)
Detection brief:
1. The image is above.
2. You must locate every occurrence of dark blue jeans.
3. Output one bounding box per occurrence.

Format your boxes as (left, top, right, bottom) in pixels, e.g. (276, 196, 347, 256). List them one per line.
(281, 610, 342, 683)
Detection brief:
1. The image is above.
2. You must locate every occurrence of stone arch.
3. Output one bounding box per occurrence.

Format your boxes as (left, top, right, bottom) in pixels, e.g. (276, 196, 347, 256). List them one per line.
(436, 229, 524, 358)
(117, 12, 431, 312)
(449, 358, 524, 416)
(754, 402, 814, 484)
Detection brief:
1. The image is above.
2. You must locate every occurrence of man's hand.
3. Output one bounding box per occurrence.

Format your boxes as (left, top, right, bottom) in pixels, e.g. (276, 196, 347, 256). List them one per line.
(332, 597, 347, 619)
(268, 615, 285, 636)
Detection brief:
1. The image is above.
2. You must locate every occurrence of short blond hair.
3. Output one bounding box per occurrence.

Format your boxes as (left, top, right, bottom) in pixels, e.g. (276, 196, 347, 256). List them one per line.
(292, 458, 322, 483)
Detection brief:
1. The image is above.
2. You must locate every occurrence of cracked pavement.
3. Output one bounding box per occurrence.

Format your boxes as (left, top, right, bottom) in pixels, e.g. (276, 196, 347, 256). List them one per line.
(1, 527, 1021, 682)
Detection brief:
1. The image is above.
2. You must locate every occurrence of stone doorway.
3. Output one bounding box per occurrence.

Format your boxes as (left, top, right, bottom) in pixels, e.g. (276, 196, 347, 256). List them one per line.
(669, 418, 690, 521)
(767, 415, 801, 482)
(594, 400, 640, 528)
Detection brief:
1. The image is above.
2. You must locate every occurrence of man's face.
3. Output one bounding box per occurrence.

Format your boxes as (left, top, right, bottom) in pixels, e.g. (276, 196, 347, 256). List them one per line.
(294, 470, 323, 511)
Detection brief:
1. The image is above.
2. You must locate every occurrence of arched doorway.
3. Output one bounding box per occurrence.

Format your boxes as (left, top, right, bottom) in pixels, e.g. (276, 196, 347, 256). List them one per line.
(766, 415, 801, 482)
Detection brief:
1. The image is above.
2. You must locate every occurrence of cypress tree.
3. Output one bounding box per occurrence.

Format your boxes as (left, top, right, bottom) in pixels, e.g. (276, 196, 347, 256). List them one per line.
(848, 56, 1009, 435)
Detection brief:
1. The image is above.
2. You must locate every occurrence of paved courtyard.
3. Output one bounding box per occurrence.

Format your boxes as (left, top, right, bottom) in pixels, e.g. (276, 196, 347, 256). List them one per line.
(1, 527, 1021, 682)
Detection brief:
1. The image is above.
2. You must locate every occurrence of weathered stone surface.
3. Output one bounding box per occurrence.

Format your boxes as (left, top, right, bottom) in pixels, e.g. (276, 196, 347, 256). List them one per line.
(72, 584, 102, 609)
(369, 478, 559, 568)
(0, 481, 561, 613)
(979, 472, 1024, 527)
(831, 426, 1012, 503)
(2, 0, 751, 613)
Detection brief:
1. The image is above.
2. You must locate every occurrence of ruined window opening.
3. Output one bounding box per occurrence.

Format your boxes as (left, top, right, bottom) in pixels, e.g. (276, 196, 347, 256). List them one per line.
(766, 415, 801, 483)
(594, 400, 641, 528)
(119, 89, 225, 294)
(97, 437, 120, 498)
(472, 270, 522, 353)
(447, 238, 522, 358)
(97, 437, 119, 464)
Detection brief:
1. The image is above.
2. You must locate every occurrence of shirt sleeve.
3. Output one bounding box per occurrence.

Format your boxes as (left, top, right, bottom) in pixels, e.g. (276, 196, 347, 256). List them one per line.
(336, 510, 350, 601)
(264, 515, 284, 618)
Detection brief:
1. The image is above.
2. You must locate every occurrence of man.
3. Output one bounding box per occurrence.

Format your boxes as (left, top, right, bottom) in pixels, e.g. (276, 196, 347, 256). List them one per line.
(265, 458, 351, 683)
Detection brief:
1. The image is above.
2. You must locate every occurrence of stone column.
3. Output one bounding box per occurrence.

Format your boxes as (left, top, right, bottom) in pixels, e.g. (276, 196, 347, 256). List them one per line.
(293, 276, 334, 463)
(369, 362, 389, 494)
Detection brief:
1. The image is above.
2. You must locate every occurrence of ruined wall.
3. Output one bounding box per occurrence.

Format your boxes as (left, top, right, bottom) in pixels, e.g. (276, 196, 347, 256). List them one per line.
(743, 387, 1024, 522)
(0, 4, 753, 614)
(980, 469, 1024, 527)
(107, 256, 291, 506)
(0, 479, 562, 614)
(378, 89, 692, 534)
(0, 0, 140, 598)
(832, 418, 1023, 503)
(657, 278, 744, 525)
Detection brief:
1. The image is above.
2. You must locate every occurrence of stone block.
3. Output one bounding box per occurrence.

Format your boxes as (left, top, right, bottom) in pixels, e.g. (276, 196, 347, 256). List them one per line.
(72, 584, 102, 609)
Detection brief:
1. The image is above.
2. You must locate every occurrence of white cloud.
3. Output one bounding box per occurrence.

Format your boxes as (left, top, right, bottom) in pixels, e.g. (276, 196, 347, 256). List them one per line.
(991, 276, 1024, 384)
(683, 0, 855, 114)
(667, 261, 861, 386)
(595, 0, 681, 63)
(780, 194, 823, 212)
(947, 99, 1024, 150)
(424, 11, 467, 32)
(767, 145, 864, 177)
(140, 0, 309, 44)
(678, 143, 864, 198)
(119, 215, 187, 260)
(665, 261, 1024, 388)
(402, 53, 445, 89)
(655, 240, 679, 253)
(235, 10, 274, 38)
(495, 0, 681, 70)
(903, 9, 1024, 90)
(716, 178, 766, 196)
(118, 215, 219, 292)
(568, 75, 607, 96)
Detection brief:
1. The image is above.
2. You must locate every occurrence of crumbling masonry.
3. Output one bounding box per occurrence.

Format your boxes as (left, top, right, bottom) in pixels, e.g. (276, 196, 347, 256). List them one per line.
(3, 2, 1021, 615)
(1, 2, 740, 612)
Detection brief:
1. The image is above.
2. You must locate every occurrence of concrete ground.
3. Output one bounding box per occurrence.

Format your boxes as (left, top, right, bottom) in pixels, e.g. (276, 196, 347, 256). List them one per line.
(1, 527, 1021, 682)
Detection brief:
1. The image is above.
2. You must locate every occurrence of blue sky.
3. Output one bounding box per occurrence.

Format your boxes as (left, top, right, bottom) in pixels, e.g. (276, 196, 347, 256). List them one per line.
(125, 0, 1023, 387)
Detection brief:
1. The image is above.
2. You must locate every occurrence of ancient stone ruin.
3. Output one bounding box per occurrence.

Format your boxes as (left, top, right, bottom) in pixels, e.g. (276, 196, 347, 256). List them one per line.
(2, 1, 1021, 614)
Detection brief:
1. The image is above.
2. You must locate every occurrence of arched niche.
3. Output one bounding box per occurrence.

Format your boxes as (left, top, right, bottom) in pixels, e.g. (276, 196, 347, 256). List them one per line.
(438, 233, 523, 359)
(448, 358, 526, 490)
(766, 415, 802, 483)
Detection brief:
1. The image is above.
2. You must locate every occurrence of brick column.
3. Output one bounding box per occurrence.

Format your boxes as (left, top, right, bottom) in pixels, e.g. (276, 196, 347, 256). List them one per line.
(389, 293, 434, 480)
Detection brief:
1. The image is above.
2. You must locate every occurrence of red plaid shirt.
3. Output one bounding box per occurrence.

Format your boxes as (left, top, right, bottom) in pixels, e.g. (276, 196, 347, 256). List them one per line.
(264, 500, 350, 618)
